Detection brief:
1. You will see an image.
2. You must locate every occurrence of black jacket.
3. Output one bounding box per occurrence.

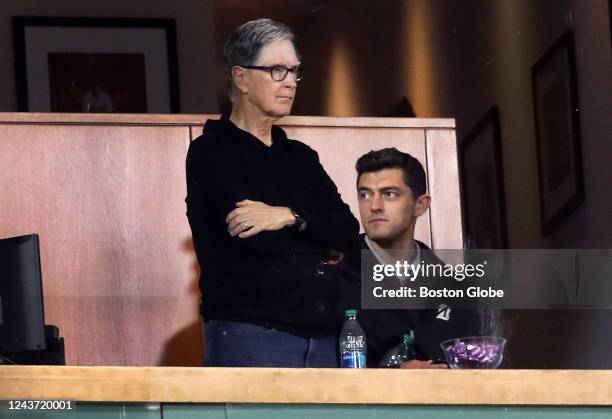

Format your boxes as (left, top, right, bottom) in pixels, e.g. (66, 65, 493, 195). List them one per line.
(338, 235, 479, 366)
(186, 117, 359, 337)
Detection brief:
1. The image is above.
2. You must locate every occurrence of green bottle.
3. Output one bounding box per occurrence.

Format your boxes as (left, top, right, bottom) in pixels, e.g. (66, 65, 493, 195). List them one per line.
(378, 332, 416, 368)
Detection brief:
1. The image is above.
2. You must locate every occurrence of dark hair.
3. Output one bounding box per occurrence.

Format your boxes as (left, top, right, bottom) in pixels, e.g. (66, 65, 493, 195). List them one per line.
(223, 18, 296, 102)
(355, 148, 427, 197)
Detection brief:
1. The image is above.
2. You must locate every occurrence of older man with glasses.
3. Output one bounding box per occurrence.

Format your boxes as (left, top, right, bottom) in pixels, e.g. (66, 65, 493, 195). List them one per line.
(185, 18, 359, 368)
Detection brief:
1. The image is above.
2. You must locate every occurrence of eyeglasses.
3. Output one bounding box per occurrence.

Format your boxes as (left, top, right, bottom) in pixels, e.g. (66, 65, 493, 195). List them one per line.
(240, 65, 303, 82)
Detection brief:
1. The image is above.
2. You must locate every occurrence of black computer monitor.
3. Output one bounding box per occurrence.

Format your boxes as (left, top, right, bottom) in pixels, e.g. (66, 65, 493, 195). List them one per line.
(0, 234, 46, 355)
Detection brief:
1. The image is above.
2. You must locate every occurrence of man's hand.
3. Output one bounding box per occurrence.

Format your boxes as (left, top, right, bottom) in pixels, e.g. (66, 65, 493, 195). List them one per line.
(399, 359, 448, 369)
(226, 200, 294, 238)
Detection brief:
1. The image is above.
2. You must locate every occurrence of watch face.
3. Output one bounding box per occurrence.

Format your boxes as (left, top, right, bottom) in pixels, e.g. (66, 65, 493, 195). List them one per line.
(292, 211, 306, 231)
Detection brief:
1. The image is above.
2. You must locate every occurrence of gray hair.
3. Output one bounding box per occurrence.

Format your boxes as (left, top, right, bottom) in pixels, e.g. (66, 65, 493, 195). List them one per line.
(223, 18, 297, 103)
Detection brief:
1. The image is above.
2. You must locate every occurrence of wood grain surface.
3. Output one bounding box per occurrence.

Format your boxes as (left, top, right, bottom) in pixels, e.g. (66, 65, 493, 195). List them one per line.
(0, 122, 197, 366)
(425, 128, 464, 250)
(0, 366, 610, 405)
(0, 113, 454, 128)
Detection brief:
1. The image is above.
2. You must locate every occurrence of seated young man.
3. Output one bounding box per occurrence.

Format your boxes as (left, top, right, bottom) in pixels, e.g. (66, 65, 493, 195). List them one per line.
(339, 148, 478, 368)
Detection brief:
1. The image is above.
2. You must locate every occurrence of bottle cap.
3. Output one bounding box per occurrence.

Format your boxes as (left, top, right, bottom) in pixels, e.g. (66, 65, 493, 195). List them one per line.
(345, 309, 357, 318)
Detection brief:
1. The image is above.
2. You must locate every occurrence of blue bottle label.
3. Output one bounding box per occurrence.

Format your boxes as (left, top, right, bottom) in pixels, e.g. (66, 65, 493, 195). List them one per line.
(341, 351, 367, 368)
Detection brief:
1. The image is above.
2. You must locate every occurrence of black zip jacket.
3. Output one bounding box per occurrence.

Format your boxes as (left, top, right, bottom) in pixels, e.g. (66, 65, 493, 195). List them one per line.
(338, 235, 479, 366)
(186, 116, 359, 337)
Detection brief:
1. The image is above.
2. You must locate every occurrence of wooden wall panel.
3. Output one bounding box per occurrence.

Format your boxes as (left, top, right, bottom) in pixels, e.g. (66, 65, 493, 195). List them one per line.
(190, 126, 202, 142)
(425, 129, 463, 250)
(0, 114, 460, 366)
(0, 123, 196, 366)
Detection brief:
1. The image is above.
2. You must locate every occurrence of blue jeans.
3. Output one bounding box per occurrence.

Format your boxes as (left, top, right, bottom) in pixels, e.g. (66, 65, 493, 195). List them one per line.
(203, 320, 338, 368)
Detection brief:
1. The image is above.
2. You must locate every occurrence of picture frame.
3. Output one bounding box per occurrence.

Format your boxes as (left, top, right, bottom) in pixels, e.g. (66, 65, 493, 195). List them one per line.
(13, 16, 180, 113)
(531, 29, 584, 235)
(459, 106, 508, 249)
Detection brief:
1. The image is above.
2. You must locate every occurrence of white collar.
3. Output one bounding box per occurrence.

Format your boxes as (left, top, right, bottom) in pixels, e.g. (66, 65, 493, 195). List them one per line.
(364, 236, 422, 268)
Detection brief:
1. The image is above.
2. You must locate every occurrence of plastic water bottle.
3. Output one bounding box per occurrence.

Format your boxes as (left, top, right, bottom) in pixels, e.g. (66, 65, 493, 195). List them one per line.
(339, 309, 367, 368)
(378, 332, 416, 368)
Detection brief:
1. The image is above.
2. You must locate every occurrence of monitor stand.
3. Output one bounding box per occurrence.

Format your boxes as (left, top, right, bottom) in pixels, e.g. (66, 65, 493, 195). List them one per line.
(0, 325, 65, 365)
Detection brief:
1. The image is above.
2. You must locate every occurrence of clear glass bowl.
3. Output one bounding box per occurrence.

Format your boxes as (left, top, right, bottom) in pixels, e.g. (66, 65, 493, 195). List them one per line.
(440, 336, 507, 369)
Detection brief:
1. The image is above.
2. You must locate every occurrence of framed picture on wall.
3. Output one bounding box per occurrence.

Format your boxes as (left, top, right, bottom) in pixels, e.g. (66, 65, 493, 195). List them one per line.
(459, 106, 508, 249)
(12, 16, 180, 113)
(531, 29, 584, 235)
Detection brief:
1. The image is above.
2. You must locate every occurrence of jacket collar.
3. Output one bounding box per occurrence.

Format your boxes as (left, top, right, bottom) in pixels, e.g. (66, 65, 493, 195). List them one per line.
(204, 115, 288, 150)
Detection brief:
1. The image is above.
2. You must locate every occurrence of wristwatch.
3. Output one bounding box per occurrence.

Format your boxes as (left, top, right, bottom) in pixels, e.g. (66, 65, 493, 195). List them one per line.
(291, 209, 307, 232)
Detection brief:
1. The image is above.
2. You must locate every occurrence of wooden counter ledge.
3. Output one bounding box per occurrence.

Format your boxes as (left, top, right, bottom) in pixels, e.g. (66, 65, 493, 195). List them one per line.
(1, 366, 611, 405)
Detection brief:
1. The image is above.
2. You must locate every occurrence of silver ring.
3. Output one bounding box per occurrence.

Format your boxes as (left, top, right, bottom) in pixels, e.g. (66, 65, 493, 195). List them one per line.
(243, 221, 249, 229)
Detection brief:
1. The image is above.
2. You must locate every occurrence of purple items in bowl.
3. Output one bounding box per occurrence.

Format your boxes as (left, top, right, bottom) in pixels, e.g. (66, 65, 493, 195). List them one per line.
(440, 336, 507, 369)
